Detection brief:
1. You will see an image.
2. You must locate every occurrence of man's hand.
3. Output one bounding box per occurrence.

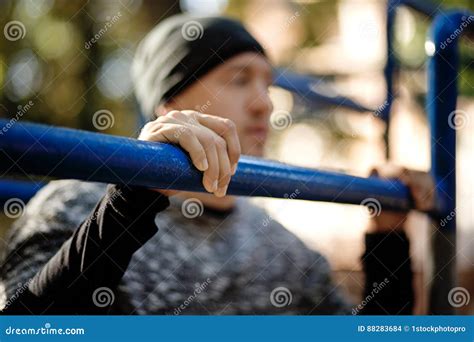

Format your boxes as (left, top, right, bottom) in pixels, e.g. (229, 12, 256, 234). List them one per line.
(138, 110, 241, 197)
(368, 165, 436, 233)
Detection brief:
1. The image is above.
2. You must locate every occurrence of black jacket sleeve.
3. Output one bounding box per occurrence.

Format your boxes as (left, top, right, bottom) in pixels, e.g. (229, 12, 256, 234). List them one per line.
(1, 184, 169, 315)
(359, 231, 414, 314)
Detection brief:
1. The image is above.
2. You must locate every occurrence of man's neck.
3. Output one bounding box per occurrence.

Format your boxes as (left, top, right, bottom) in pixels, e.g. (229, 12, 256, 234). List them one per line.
(176, 191, 237, 211)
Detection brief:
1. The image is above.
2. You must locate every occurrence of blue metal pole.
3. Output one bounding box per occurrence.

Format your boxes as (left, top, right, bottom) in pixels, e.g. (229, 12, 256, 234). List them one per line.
(383, 0, 397, 124)
(273, 69, 375, 113)
(0, 119, 415, 211)
(384, 0, 441, 159)
(383, 0, 442, 158)
(384, 0, 442, 121)
(426, 9, 473, 314)
(400, 0, 441, 18)
(0, 179, 43, 205)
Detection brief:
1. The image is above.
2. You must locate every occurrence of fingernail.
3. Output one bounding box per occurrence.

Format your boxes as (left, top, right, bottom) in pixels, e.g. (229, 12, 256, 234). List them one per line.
(214, 185, 228, 197)
(231, 163, 238, 175)
(212, 180, 218, 192)
(199, 158, 208, 171)
(204, 177, 213, 193)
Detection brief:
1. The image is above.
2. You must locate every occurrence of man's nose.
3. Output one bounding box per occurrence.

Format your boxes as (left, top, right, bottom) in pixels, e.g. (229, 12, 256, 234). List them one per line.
(247, 83, 273, 118)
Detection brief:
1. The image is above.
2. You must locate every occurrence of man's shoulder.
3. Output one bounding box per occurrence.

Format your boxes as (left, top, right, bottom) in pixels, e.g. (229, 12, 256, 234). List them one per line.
(23, 179, 107, 221)
(5, 179, 108, 250)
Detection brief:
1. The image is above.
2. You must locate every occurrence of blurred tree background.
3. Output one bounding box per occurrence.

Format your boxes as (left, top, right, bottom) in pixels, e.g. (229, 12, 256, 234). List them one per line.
(0, 0, 472, 136)
(1, 0, 473, 314)
(0, 0, 181, 136)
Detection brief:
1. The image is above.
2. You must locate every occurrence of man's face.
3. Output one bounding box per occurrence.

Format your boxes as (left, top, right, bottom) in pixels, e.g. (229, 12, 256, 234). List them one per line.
(163, 52, 274, 157)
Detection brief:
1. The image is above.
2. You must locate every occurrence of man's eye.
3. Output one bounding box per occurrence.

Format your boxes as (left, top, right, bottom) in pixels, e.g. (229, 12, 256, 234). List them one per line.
(232, 76, 249, 86)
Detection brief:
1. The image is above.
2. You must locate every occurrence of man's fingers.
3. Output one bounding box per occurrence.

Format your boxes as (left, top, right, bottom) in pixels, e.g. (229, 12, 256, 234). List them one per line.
(147, 125, 209, 172)
(192, 112, 241, 174)
(405, 171, 436, 211)
(141, 111, 240, 196)
(166, 110, 188, 122)
(214, 137, 231, 197)
(175, 128, 208, 172)
(145, 125, 219, 194)
(369, 167, 379, 177)
(372, 165, 436, 212)
(200, 136, 219, 193)
(371, 165, 407, 180)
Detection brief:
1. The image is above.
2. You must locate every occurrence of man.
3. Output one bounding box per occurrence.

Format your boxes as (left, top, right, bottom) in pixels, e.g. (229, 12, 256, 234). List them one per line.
(0, 15, 434, 314)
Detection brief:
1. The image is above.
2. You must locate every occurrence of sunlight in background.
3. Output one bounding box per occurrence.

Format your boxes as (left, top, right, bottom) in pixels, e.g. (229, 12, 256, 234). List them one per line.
(97, 52, 134, 99)
(338, 0, 385, 67)
(0, 0, 472, 314)
(242, 1, 474, 303)
(395, 7, 417, 44)
(5, 50, 42, 101)
(180, 0, 228, 15)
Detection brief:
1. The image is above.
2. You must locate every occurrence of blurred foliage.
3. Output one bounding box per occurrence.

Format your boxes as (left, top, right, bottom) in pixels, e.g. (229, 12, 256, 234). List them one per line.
(393, 0, 474, 96)
(0, 0, 180, 136)
(0, 0, 473, 136)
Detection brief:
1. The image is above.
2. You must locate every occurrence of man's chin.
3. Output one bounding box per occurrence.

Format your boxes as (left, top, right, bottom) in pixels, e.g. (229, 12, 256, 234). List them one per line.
(243, 144, 265, 157)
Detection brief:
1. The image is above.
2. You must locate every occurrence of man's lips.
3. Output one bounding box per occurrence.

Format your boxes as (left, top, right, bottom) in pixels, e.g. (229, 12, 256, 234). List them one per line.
(246, 126, 268, 141)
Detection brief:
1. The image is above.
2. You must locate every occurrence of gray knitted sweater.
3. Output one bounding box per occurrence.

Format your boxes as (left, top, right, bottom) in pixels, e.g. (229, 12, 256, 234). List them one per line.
(0, 180, 352, 314)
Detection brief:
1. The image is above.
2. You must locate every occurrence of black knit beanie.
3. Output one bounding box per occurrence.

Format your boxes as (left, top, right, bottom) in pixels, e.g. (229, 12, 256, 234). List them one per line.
(131, 14, 266, 120)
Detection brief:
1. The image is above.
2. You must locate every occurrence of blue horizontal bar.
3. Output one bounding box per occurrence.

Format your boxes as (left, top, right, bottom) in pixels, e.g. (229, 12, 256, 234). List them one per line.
(0, 119, 414, 211)
(399, 0, 440, 18)
(0, 179, 44, 205)
(273, 69, 375, 113)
